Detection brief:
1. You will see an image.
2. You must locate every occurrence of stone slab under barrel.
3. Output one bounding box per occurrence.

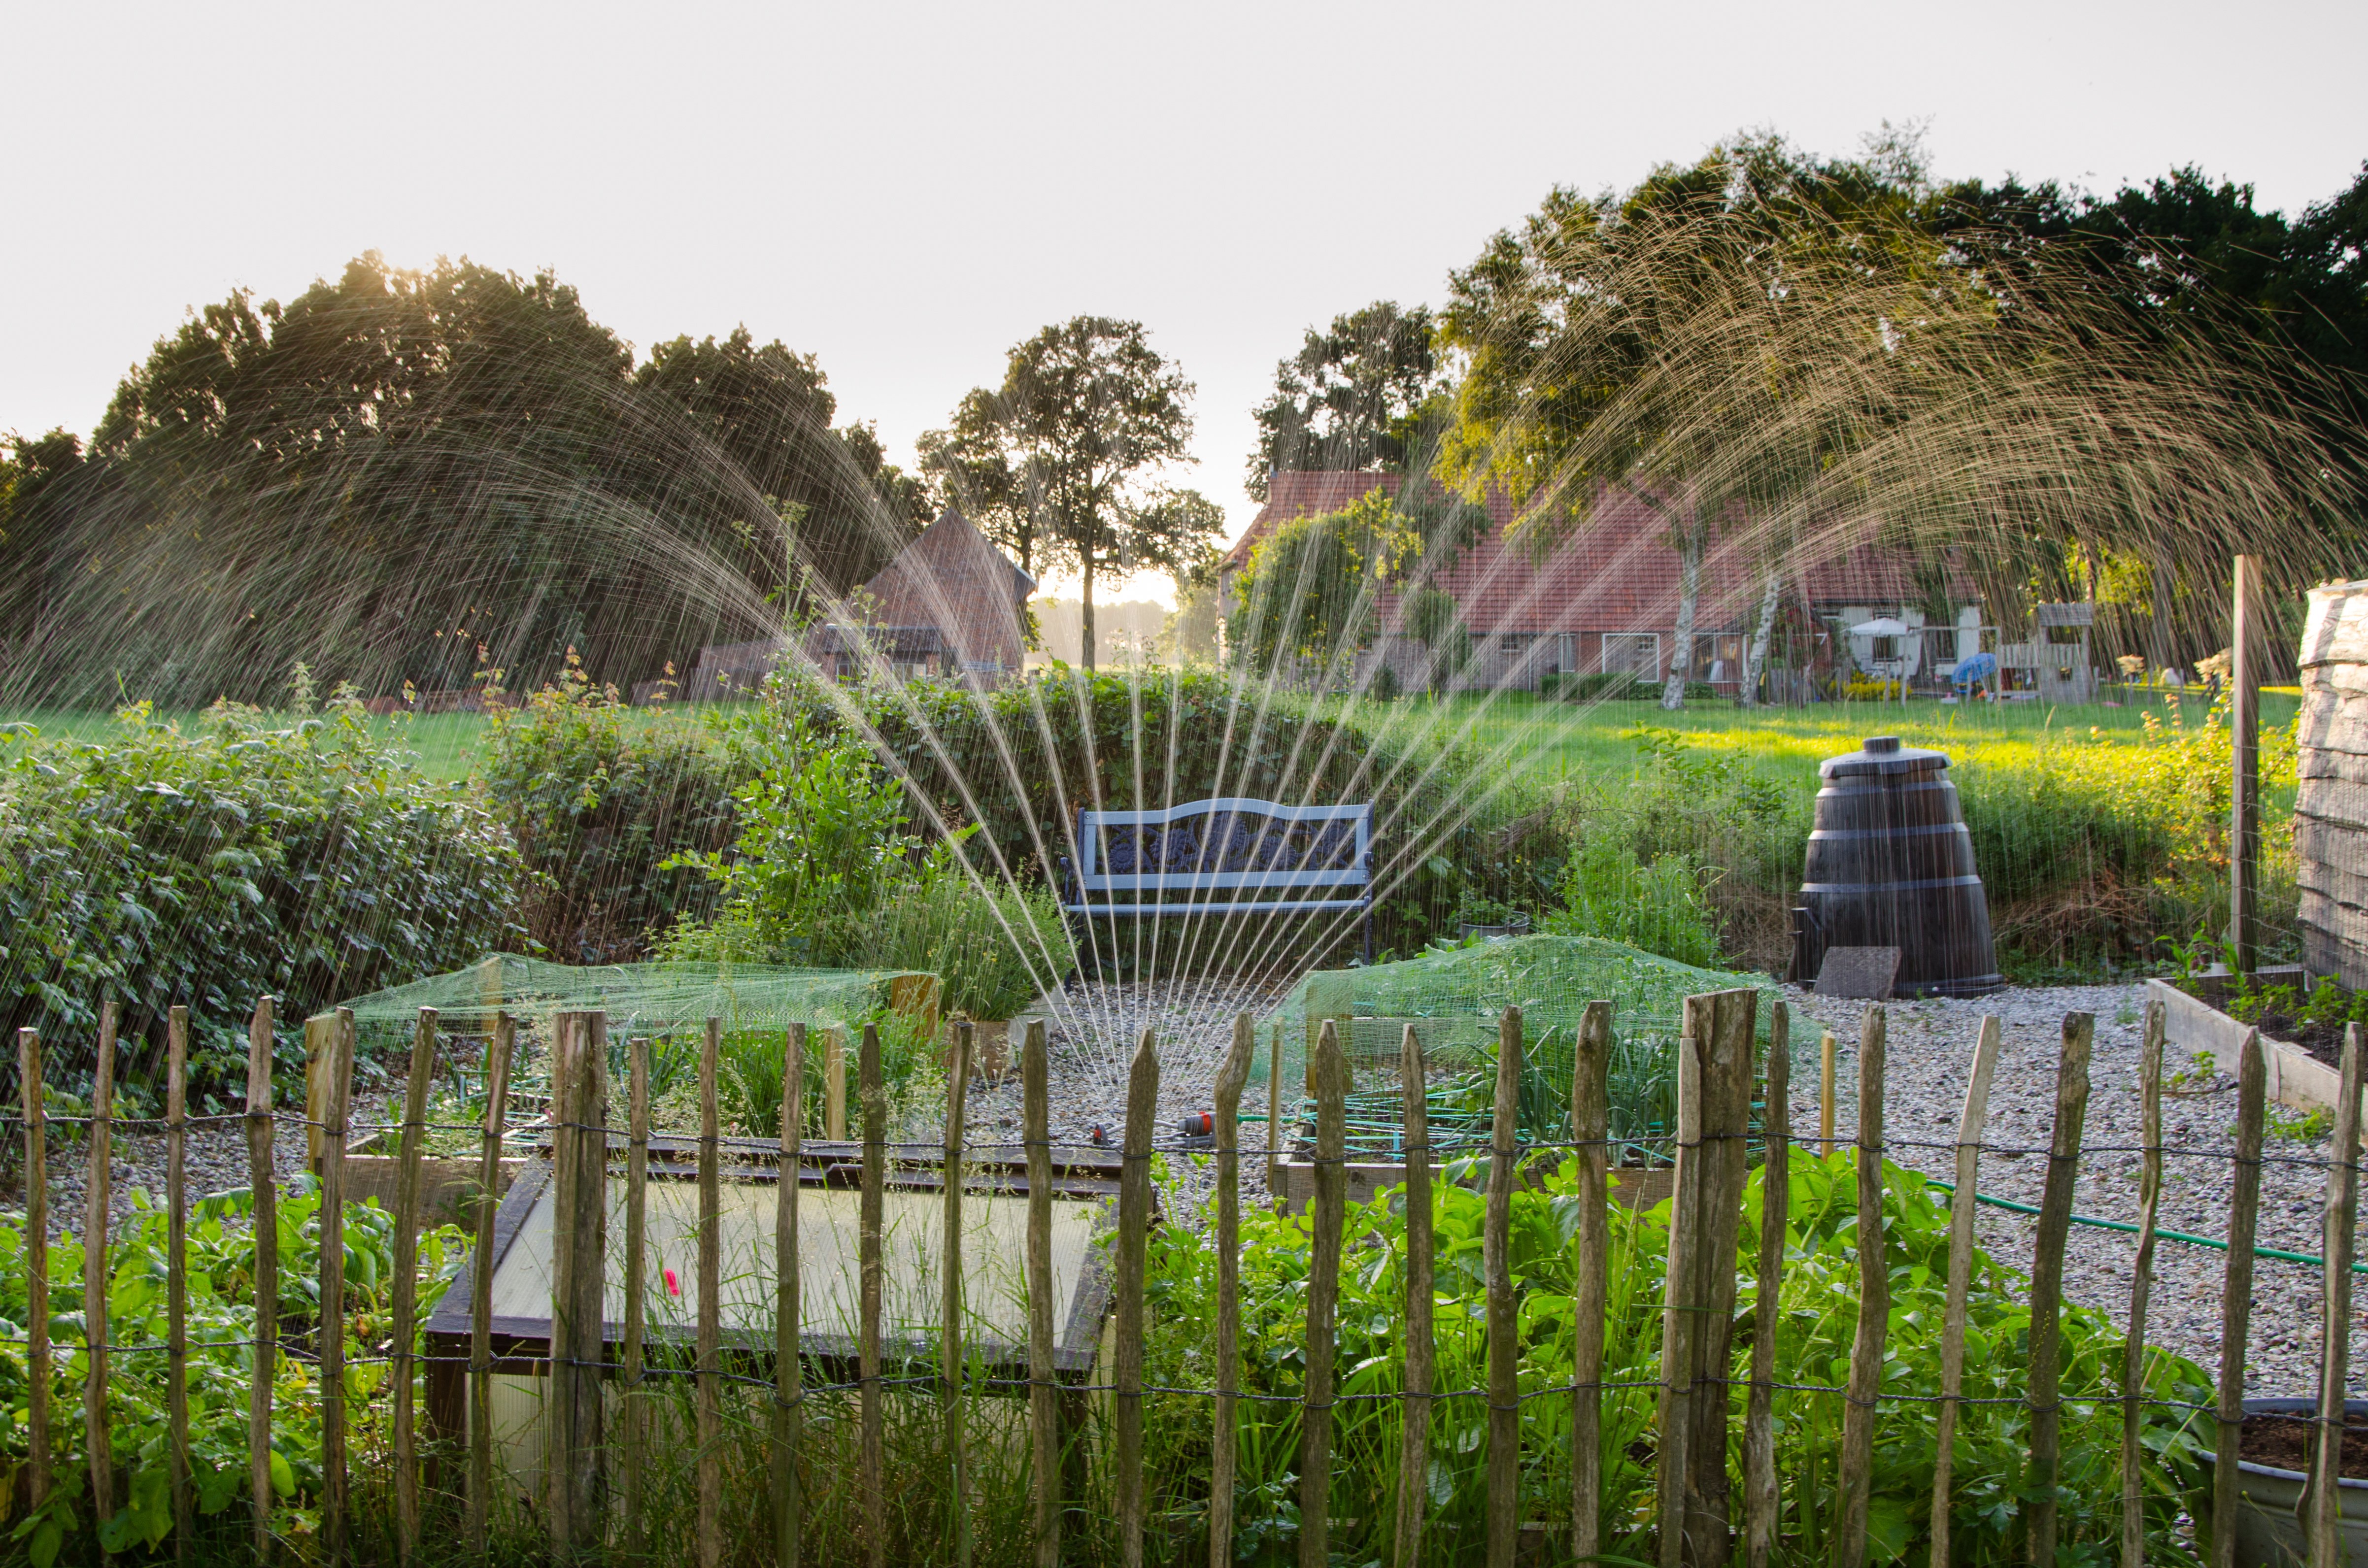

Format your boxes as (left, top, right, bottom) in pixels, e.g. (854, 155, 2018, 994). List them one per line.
(1789, 734, 2003, 999)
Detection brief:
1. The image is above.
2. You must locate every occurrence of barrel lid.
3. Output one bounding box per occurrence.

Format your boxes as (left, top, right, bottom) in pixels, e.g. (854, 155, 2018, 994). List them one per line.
(1820, 734, 1951, 779)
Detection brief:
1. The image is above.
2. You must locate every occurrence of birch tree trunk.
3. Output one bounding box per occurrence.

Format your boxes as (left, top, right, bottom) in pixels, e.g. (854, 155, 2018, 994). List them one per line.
(1661, 512, 1705, 711)
(1739, 572, 1782, 708)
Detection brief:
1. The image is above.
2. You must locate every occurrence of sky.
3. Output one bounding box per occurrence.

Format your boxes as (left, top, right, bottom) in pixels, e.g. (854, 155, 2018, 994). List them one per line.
(4, 0, 2364, 608)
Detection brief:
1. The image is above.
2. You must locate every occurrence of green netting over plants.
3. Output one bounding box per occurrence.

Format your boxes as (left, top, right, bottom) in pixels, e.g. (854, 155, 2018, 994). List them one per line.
(1252, 934, 1784, 1159)
(331, 954, 928, 1048)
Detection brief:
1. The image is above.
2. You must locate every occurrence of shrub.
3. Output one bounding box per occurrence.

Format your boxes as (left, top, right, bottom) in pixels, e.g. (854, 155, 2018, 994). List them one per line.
(1546, 838, 1725, 968)
(856, 849, 1070, 1019)
(0, 698, 521, 1097)
(477, 656, 742, 963)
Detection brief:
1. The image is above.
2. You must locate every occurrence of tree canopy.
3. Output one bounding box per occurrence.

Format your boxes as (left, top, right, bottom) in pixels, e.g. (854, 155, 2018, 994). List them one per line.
(1, 255, 922, 705)
(1245, 301, 1447, 502)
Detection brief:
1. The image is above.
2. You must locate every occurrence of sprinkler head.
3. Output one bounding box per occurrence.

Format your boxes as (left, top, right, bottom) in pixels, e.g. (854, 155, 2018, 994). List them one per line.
(1178, 1111, 1215, 1136)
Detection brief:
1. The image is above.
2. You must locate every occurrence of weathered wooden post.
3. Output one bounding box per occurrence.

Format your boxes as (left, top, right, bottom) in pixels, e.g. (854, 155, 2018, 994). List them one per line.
(1657, 989, 1759, 1568)
(1021, 1019, 1058, 1568)
(1213, 1016, 1255, 1568)
(2308, 1024, 2365, 1568)
(2214, 1030, 2269, 1568)
(1743, 1001, 1789, 1568)
(1835, 1004, 1890, 1568)
(2233, 553, 2263, 973)
(1485, 1008, 1522, 1568)
(86, 1000, 117, 1553)
(243, 1001, 275, 1563)
(775, 1022, 805, 1568)
(1932, 1015, 2002, 1568)
(697, 1017, 723, 1568)
(546, 1009, 608, 1558)
(859, 1022, 886, 1568)
(166, 1006, 192, 1564)
(942, 1021, 973, 1568)
(1304, 1019, 1348, 1568)
(1572, 1000, 1613, 1568)
(19, 1030, 48, 1527)
(1116, 1029, 1158, 1568)
(2027, 1013, 2095, 1568)
(392, 1007, 438, 1567)
(2123, 1002, 2165, 1568)
(319, 1008, 354, 1564)
(468, 1014, 514, 1554)
(1398, 1022, 1436, 1568)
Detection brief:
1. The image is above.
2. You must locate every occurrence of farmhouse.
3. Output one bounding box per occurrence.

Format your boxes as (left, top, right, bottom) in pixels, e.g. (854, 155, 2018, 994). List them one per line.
(1219, 472, 1987, 697)
(681, 506, 1034, 697)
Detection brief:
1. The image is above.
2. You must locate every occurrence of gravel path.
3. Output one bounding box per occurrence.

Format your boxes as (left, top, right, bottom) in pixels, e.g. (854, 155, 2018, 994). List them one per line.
(34, 976, 2351, 1401)
(1791, 980, 2358, 1400)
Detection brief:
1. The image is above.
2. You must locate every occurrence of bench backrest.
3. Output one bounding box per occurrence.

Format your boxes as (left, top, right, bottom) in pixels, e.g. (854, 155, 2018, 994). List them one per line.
(1074, 799, 1371, 895)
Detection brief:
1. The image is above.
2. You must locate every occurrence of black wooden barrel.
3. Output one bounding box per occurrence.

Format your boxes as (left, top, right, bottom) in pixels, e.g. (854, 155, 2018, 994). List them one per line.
(1790, 734, 2002, 998)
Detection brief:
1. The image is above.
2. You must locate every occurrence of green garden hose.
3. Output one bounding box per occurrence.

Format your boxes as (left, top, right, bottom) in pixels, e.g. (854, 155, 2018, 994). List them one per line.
(1924, 1178, 2366, 1275)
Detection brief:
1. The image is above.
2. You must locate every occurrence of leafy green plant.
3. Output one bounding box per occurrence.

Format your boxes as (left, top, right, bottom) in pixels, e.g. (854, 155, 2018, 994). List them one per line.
(1547, 838, 1725, 967)
(0, 692, 520, 1098)
(856, 847, 1070, 1020)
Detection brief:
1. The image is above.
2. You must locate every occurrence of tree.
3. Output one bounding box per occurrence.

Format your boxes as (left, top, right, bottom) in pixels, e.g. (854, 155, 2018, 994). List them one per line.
(1225, 485, 1488, 680)
(936, 317, 1211, 669)
(1246, 301, 1447, 501)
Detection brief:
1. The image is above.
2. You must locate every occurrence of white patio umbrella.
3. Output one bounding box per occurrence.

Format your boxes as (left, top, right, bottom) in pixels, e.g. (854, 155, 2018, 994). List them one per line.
(1849, 616, 1911, 637)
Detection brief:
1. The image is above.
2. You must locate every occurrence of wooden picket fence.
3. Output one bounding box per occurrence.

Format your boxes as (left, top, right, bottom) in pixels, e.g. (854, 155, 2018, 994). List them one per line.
(10, 987, 2362, 1568)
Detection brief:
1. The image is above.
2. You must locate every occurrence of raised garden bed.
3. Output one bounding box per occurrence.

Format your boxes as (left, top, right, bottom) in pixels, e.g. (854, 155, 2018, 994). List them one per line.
(2147, 967, 2368, 1122)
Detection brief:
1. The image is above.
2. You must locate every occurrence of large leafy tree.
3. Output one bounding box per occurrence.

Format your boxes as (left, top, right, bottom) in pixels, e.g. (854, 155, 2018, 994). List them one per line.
(931, 317, 1216, 669)
(1245, 301, 1447, 501)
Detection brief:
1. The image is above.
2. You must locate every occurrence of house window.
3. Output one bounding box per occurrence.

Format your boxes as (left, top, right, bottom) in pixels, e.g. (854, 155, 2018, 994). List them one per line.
(1602, 633, 1659, 676)
(1499, 633, 1524, 653)
(1872, 636, 1899, 661)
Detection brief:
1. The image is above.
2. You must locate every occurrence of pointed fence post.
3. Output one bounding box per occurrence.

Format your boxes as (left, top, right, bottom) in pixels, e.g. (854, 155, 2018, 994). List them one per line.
(620, 1034, 650, 1559)
(1486, 1007, 1523, 1568)
(1304, 1018, 1348, 1568)
(826, 1026, 848, 1142)
(1213, 1015, 1256, 1568)
(393, 1007, 438, 1568)
(1932, 1015, 2003, 1568)
(2027, 1013, 2095, 1568)
(2123, 1001, 2166, 1568)
(859, 1021, 886, 1568)
(243, 1001, 276, 1564)
(1022, 1020, 1059, 1568)
(1398, 1022, 1437, 1568)
(85, 999, 117, 1554)
(1835, 1003, 1889, 1568)
(943, 1021, 973, 1568)
(319, 1008, 355, 1565)
(468, 1014, 513, 1554)
(19, 1030, 47, 1530)
(775, 1023, 805, 1568)
(1115, 1029, 1159, 1568)
(167, 1005, 192, 1564)
(698, 1017, 723, 1568)
(1744, 1001, 1790, 1568)
(1570, 1001, 1614, 1565)
(546, 1009, 608, 1560)
(2308, 1024, 2365, 1568)
(2214, 1030, 2268, 1568)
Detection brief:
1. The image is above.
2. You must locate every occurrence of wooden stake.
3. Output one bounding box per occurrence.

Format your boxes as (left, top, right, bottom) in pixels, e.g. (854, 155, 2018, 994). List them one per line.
(468, 1014, 513, 1555)
(166, 1006, 191, 1564)
(392, 1007, 437, 1567)
(1305, 1018, 1349, 1568)
(620, 1034, 649, 1559)
(2308, 1023, 2365, 1568)
(1820, 1029, 1837, 1154)
(1397, 1022, 1437, 1568)
(243, 1001, 275, 1563)
(1267, 1022, 1285, 1207)
(1572, 1000, 1613, 1568)
(2233, 553, 2263, 973)
(1484, 1007, 1521, 1568)
(775, 1024, 805, 1568)
(546, 1009, 607, 1559)
(1116, 1028, 1159, 1568)
(1657, 1028, 1704, 1568)
(18, 1030, 47, 1526)
(1835, 1003, 1890, 1568)
(1744, 1001, 1790, 1568)
(1932, 1015, 2003, 1568)
(2214, 1029, 2268, 1568)
(825, 1025, 847, 1142)
(85, 998, 117, 1553)
(2027, 1012, 2095, 1568)
(2122, 1002, 2166, 1568)
(859, 1021, 886, 1568)
(319, 1008, 354, 1565)
(1213, 1015, 1256, 1568)
(698, 1017, 722, 1568)
(943, 1021, 973, 1568)
(1021, 1019, 1058, 1568)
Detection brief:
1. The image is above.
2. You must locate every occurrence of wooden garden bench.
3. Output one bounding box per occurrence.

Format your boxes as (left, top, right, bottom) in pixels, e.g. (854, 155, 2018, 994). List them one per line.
(1059, 797, 1376, 964)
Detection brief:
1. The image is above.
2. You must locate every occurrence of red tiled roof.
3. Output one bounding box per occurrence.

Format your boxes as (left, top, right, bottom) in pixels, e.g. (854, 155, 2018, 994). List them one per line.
(1227, 471, 1974, 634)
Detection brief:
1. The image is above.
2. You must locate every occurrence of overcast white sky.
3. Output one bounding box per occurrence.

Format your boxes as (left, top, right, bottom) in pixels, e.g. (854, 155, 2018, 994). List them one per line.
(5, 0, 2364, 605)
